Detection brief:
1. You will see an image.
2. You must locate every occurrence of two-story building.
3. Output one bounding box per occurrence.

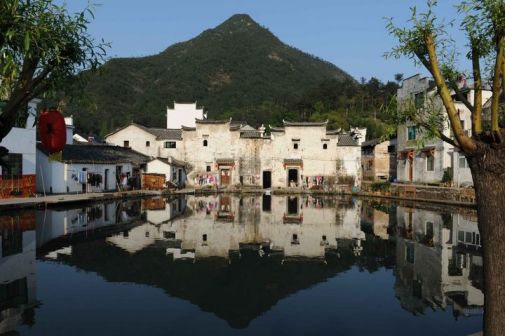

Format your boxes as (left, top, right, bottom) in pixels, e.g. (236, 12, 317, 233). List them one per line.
(396, 74, 492, 186)
(361, 138, 397, 181)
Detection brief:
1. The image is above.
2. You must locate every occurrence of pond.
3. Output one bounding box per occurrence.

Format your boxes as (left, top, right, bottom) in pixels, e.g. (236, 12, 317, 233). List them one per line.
(0, 195, 483, 335)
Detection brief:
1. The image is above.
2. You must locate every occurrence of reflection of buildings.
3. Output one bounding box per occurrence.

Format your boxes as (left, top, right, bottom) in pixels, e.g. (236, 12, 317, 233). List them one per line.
(360, 202, 394, 240)
(394, 206, 483, 317)
(36, 200, 142, 256)
(108, 195, 365, 260)
(47, 195, 388, 329)
(0, 212, 37, 334)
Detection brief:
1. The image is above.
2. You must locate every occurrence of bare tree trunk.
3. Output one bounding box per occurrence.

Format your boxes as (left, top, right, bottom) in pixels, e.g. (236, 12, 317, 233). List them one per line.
(469, 148, 505, 336)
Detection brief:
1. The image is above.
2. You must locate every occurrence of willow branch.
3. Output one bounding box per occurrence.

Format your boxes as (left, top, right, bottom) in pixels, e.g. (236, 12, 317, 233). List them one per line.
(491, 36, 504, 139)
(424, 33, 476, 151)
(471, 43, 483, 135)
(448, 80, 474, 113)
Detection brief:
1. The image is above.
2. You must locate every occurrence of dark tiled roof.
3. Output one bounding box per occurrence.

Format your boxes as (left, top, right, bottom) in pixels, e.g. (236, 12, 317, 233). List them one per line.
(106, 123, 182, 140)
(135, 124, 182, 140)
(154, 156, 187, 168)
(361, 138, 381, 147)
(325, 129, 341, 135)
(37, 143, 150, 165)
(240, 131, 263, 138)
(337, 134, 359, 146)
(216, 158, 235, 165)
(269, 125, 285, 132)
(284, 159, 303, 166)
(283, 120, 328, 127)
(229, 125, 241, 131)
(195, 118, 230, 124)
(181, 126, 196, 131)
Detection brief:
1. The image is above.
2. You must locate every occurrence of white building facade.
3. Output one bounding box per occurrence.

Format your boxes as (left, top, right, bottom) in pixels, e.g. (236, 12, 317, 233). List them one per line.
(0, 99, 40, 198)
(166, 102, 205, 129)
(396, 74, 492, 186)
(106, 107, 366, 190)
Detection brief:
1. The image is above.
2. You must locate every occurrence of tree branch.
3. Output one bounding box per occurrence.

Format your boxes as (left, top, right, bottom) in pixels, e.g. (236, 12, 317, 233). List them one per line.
(449, 81, 475, 113)
(424, 33, 477, 151)
(471, 42, 483, 135)
(490, 36, 504, 140)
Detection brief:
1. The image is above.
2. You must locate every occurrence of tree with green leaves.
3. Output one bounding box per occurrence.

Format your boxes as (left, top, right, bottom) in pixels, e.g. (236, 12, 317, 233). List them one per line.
(386, 1, 504, 334)
(0, 0, 107, 156)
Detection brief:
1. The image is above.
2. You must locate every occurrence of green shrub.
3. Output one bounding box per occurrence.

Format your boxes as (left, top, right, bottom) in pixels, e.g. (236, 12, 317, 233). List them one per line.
(442, 169, 453, 183)
(370, 181, 391, 192)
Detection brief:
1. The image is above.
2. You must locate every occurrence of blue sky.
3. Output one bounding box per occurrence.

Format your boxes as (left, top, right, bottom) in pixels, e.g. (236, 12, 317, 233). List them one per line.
(66, 0, 467, 82)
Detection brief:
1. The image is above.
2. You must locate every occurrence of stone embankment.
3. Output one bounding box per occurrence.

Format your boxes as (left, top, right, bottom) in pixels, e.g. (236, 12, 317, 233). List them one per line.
(0, 182, 476, 209)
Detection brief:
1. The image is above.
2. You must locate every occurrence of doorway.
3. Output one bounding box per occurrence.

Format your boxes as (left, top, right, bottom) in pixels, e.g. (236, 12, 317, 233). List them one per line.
(408, 157, 413, 182)
(287, 169, 298, 187)
(104, 169, 109, 190)
(263, 171, 272, 189)
(82, 168, 87, 193)
(287, 196, 299, 215)
(220, 169, 231, 186)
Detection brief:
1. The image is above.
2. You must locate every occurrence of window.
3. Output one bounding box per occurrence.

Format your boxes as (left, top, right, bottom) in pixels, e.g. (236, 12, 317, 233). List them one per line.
(293, 143, 299, 149)
(206, 165, 211, 172)
(459, 154, 468, 168)
(145, 141, 150, 147)
(203, 139, 208, 147)
(123, 140, 129, 147)
(426, 222, 434, 239)
(202, 234, 207, 242)
(414, 92, 425, 108)
(387, 145, 395, 153)
(406, 244, 415, 263)
(164, 231, 176, 239)
(2, 154, 22, 179)
(426, 155, 435, 171)
(172, 168, 177, 181)
(164, 141, 176, 149)
(323, 143, 328, 150)
(407, 127, 417, 141)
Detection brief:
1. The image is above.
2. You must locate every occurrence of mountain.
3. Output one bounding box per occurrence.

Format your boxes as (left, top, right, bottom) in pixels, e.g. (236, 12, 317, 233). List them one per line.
(66, 14, 355, 135)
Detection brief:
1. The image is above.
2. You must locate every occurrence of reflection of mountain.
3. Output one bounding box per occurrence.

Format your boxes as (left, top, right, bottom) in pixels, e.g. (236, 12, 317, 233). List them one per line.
(394, 206, 483, 318)
(109, 195, 366, 260)
(41, 195, 393, 328)
(52, 236, 389, 329)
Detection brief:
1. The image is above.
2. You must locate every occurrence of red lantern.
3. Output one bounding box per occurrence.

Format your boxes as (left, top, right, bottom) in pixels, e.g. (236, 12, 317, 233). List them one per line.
(39, 110, 67, 153)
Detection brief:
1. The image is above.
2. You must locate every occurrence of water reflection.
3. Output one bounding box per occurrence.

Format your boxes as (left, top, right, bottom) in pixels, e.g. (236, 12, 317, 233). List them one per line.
(0, 212, 36, 334)
(0, 195, 483, 334)
(394, 206, 483, 318)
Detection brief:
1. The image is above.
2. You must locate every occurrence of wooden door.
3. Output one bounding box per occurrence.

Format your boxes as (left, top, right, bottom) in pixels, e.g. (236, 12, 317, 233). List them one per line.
(408, 157, 413, 182)
(220, 169, 231, 186)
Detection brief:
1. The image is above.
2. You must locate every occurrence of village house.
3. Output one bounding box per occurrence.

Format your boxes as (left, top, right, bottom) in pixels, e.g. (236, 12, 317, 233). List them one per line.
(396, 74, 492, 186)
(105, 104, 367, 190)
(36, 117, 189, 194)
(0, 99, 40, 198)
(36, 143, 150, 194)
(361, 137, 397, 181)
